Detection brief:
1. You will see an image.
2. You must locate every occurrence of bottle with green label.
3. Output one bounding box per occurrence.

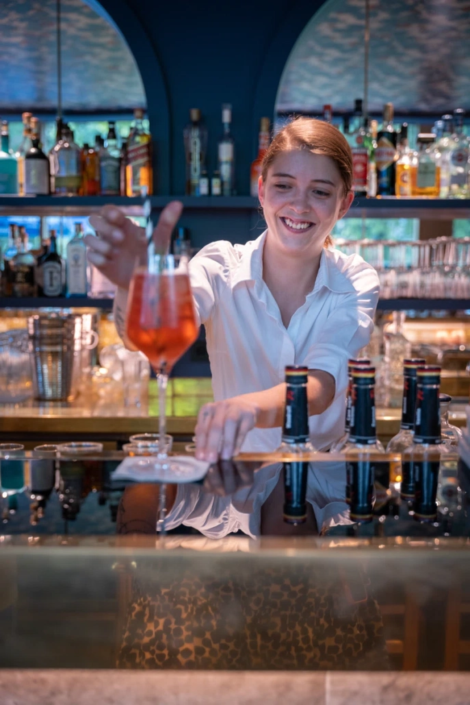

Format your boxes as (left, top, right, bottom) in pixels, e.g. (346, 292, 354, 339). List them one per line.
(0, 121, 18, 194)
(411, 133, 440, 198)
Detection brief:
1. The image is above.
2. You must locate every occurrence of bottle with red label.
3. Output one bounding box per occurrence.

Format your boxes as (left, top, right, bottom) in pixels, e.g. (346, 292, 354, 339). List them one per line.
(375, 103, 398, 196)
(351, 118, 369, 197)
(125, 108, 153, 196)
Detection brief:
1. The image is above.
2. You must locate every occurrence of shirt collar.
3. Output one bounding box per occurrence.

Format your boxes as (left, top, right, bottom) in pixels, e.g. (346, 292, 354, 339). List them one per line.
(230, 231, 355, 295)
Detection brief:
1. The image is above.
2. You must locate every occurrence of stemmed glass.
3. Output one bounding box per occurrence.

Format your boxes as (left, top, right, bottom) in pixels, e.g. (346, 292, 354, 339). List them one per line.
(125, 244, 198, 471)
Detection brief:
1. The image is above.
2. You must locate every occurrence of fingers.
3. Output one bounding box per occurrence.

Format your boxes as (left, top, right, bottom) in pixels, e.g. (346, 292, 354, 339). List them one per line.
(152, 201, 183, 253)
(195, 401, 256, 462)
(84, 234, 113, 258)
(88, 215, 125, 244)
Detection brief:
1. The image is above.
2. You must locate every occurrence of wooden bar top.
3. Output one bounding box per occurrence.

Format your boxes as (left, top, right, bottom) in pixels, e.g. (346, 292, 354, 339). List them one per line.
(0, 378, 466, 440)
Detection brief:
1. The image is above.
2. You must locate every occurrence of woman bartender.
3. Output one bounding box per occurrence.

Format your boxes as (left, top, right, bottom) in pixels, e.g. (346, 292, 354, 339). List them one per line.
(86, 118, 380, 461)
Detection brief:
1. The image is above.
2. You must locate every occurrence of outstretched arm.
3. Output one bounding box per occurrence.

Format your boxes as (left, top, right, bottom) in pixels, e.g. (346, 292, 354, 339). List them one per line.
(195, 369, 335, 462)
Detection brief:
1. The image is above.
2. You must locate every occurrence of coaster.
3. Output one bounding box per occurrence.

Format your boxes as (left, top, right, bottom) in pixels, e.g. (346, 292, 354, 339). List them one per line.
(111, 455, 210, 483)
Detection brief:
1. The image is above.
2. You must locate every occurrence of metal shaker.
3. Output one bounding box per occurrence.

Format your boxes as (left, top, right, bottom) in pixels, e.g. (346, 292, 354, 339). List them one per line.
(28, 313, 75, 401)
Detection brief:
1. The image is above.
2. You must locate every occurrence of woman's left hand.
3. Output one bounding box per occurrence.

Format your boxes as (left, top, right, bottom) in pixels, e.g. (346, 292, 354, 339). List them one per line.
(195, 398, 260, 462)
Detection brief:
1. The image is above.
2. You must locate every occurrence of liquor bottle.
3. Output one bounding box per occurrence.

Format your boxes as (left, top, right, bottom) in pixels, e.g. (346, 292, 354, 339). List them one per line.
(10, 227, 36, 297)
(14, 112, 32, 195)
(250, 117, 270, 198)
(367, 119, 378, 198)
(3, 224, 20, 296)
(184, 109, 208, 196)
(35, 234, 50, 295)
(375, 103, 397, 196)
(120, 140, 127, 196)
(100, 121, 121, 196)
(437, 114, 454, 198)
(395, 123, 413, 197)
(279, 366, 315, 452)
(50, 124, 81, 195)
(448, 108, 470, 198)
(386, 359, 426, 499)
(218, 104, 235, 196)
(341, 366, 385, 522)
(24, 123, 50, 196)
(403, 366, 450, 522)
(283, 460, 308, 525)
(0, 121, 18, 194)
(411, 133, 440, 198)
(349, 99, 363, 133)
(198, 169, 209, 196)
(66, 222, 88, 296)
(211, 170, 221, 196)
(126, 108, 152, 196)
(81, 143, 100, 196)
(40, 231, 63, 297)
(322, 104, 333, 123)
(331, 358, 371, 453)
(349, 117, 369, 197)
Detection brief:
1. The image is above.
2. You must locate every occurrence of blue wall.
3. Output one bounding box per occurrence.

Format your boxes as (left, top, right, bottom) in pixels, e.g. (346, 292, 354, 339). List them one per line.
(97, 0, 325, 197)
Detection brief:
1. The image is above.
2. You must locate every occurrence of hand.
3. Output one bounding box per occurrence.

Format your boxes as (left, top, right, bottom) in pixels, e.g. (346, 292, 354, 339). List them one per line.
(86, 201, 183, 290)
(195, 397, 260, 462)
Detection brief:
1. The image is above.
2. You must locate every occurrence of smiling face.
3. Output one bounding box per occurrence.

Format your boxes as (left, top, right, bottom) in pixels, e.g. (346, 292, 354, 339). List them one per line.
(258, 148, 353, 259)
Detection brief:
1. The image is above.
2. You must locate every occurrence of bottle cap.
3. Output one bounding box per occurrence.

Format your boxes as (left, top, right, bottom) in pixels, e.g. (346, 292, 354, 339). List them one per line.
(417, 133, 435, 144)
(285, 366, 308, 376)
(348, 358, 370, 369)
(134, 108, 144, 119)
(354, 98, 363, 112)
(417, 365, 441, 380)
(403, 358, 426, 369)
(400, 123, 408, 139)
(190, 108, 201, 122)
(222, 104, 232, 123)
(383, 102, 394, 121)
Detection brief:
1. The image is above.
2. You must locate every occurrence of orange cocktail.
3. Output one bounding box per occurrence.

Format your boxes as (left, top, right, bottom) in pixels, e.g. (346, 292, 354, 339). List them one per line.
(126, 269, 198, 373)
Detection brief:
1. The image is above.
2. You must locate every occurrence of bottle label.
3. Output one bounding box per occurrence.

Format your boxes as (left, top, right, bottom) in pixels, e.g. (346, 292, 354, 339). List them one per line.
(55, 174, 81, 190)
(352, 149, 368, 190)
(211, 177, 221, 196)
(0, 160, 18, 194)
(417, 162, 437, 189)
(349, 382, 377, 444)
(396, 166, 411, 196)
(190, 130, 201, 183)
(24, 161, 49, 195)
(282, 383, 309, 444)
(127, 142, 151, 168)
(414, 383, 441, 444)
(347, 459, 374, 521)
(283, 461, 308, 524)
(413, 460, 440, 519)
(42, 261, 62, 296)
(401, 375, 418, 430)
(375, 138, 397, 170)
(100, 158, 120, 195)
(67, 243, 87, 295)
(451, 148, 469, 167)
(218, 143, 233, 161)
(198, 176, 209, 196)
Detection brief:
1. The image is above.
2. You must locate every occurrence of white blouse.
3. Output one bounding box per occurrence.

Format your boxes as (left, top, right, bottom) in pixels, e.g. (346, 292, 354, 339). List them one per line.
(189, 230, 380, 452)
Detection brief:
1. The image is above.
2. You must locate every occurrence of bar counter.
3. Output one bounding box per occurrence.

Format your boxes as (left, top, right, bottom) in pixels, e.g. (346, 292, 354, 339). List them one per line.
(0, 377, 467, 444)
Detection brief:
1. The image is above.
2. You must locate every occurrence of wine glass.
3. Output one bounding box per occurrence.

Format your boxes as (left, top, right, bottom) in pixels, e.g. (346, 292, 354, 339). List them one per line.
(125, 245, 199, 465)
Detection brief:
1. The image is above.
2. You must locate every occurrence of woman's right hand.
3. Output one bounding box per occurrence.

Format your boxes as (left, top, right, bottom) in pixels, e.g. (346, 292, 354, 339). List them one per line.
(86, 201, 183, 290)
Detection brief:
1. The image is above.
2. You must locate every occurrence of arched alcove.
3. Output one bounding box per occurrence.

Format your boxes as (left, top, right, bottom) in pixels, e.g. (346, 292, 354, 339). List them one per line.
(276, 0, 470, 116)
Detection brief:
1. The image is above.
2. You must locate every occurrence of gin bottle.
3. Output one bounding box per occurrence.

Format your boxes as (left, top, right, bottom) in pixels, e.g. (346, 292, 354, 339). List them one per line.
(50, 125, 81, 195)
(218, 104, 235, 196)
(24, 124, 50, 196)
(0, 121, 18, 194)
(15, 112, 32, 195)
(100, 121, 121, 196)
(66, 222, 88, 296)
(41, 231, 64, 297)
(449, 108, 470, 198)
(387, 359, 425, 499)
(403, 366, 450, 522)
(340, 366, 385, 522)
(184, 109, 208, 196)
(411, 133, 440, 198)
(279, 366, 315, 453)
(10, 227, 36, 296)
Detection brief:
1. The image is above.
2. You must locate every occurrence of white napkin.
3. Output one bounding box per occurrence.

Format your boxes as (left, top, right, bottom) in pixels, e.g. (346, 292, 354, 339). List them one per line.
(112, 455, 210, 483)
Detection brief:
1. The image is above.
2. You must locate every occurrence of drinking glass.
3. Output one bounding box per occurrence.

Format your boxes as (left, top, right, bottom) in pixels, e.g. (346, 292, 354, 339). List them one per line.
(125, 249, 198, 464)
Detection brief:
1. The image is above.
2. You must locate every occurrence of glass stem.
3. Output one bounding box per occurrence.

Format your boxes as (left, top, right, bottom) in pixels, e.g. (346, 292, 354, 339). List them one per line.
(157, 369, 168, 456)
(157, 483, 167, 536)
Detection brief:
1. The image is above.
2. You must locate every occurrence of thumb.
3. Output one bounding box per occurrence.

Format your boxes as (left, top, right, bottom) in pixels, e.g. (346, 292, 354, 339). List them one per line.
(152, 201, 183, 254)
